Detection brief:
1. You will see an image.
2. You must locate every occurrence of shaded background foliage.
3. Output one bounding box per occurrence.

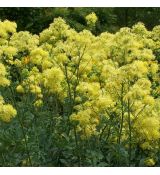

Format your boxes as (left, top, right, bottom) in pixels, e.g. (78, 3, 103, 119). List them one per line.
(0, 7, 160, 34)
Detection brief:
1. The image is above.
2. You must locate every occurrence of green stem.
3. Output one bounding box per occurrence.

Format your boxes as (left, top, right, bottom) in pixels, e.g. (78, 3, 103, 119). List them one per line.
(32, 112, 42, 166)
(1, 153, 6, 166)
(128, 99, 131, 166)
(118, 83, 124, 144)
(64, 64, 72, 115)
(9, 87, 33, 166)
(74, 126, 81, 166)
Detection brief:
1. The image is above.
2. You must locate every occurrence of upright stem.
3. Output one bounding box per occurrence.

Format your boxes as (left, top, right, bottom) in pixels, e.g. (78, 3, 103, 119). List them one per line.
(64, 64, 73, 138)
(128, 99, 132, 166)
(74, 126, 81, 166)
(1, 153, 6, 166)
(19, 115, 33, 166)
(64, 46, 86, 166)
(64, 64, 72, 115)
(118, 83, 124, 144)
(9, 87, 32, 166)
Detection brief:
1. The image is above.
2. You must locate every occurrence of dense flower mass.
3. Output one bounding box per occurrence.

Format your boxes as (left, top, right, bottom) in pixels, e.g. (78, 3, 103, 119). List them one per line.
(0, 60, 17, 122)
(0, 96, 17, 122)
(85, 12, 98, 27)
(0, 14, 160, 167)
(0, 63, 10, 86)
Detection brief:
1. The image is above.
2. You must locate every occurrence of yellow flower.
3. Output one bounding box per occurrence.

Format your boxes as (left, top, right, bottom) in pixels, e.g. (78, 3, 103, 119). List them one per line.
(56, 53, 68, 64)
(30, 48, 48, 65)
(0, 63, 10, 87)
(16, 85, 25, 93)
(77, 82, 100, 98)
(10, 31, 39, 52)
(144, 158, 155, 166)
(3, 46, 17, 56)
(34, 99, 43, 107)
(143, 95, 155, 106)
(42, 60, 52, 70)
(95, 95, 114, 111)
(30, 85, 41, 94)
(75, 96, 82, 103)
(14, 59, 22, 67)
(0, 103, 17, 122)
(23, 56, 30, 65)
(85, 12, 98, 27)
(43, 67, 64, 93)
(140, 142, 152, 150)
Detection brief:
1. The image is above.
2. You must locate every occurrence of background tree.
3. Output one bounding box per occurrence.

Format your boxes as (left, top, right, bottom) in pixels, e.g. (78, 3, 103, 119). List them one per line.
(0, 8, 160, 35)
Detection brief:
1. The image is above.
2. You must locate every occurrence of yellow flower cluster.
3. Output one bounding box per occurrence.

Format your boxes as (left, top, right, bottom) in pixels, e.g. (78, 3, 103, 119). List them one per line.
(0, 63, 10, 86)
(0, 20, 16, 40)
(42, 67, 64, 94)
(0, 96, 17, 122)
(40, 17, 69, 43)
(10, 31, 39, 52)
(0, 62, 17, 122)
(144, 158, 156, 166)
(30, 48, 49, 66)
(0, 51, 17, 122)
(85, 12, 98, 27)
(16, 85, 24, 93)
(70, 109, 98, 138)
